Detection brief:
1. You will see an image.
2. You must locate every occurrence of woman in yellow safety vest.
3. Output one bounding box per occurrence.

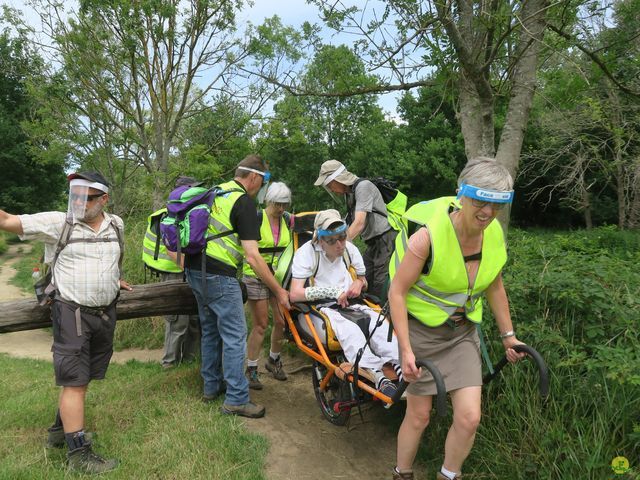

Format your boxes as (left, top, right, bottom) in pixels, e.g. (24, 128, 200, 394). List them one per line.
(388, 158, 526, 480)
(243, 182, 293, 390)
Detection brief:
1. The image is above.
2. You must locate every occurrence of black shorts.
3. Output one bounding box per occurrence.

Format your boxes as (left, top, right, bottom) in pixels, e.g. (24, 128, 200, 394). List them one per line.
(50, 299, 117, 387)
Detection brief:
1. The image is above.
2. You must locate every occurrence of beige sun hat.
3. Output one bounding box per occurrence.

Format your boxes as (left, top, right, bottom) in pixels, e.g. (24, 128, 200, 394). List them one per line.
(313, 160, 359, 187)
(314, 209, 345, 232)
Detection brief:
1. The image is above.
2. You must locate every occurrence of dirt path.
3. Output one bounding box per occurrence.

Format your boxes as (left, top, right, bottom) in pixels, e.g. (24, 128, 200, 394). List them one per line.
(248, 362, 400, 480)
(0, 243, 400, 479)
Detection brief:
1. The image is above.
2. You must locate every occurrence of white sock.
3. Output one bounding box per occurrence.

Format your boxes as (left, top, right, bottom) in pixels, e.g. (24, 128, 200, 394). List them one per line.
(373, 369, 386, 389)
(269, 351, 280, 361)
(440, 466, 458, 479)
(247, 359, 258, 368)
(393, 363, 403, 382)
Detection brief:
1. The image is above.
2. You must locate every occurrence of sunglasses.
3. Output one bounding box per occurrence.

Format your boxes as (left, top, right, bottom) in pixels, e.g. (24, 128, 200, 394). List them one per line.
(470, 199, 507, 211)
(70, 193, 106, 202)
(322, 233, 347, 245)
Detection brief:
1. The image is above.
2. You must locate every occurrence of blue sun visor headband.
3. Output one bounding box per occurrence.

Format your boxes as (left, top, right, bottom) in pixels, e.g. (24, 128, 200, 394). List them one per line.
(317, 223, 347, 238)
(457, 183, 514, 204)
(237, 167, 271, 184)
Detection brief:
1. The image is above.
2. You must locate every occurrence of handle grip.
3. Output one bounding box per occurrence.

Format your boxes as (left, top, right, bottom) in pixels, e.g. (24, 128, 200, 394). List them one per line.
(391, 359, 448, 417)
(482, 344, 549, 399)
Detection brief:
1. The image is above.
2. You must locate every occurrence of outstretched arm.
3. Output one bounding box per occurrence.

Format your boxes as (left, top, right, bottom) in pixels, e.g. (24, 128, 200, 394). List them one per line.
(0, 210, 24, 235)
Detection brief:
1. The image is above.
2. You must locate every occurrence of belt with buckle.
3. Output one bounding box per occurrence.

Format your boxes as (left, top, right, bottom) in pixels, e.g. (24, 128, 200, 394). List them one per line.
(445, 316, 467, 329)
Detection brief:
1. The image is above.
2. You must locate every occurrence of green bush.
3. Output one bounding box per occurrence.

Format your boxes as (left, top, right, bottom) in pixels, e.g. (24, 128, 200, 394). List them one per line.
(414, 227, 639, 479)
(0, 232, 6, 255)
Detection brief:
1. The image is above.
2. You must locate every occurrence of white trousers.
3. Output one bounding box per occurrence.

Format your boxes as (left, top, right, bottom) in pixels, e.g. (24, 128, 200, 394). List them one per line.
(319, 304, 399, 370)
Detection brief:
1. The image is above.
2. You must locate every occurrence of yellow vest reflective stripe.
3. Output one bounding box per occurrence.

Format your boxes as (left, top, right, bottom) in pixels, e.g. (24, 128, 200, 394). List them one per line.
(141, 208, 182, 273)
(243, 210, 291, 278)
(204, 180, 246, 268)
(389, 196, 507, 327)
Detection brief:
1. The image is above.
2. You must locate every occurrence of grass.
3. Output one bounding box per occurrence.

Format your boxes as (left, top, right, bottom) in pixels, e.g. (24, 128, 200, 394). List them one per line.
(0, 354, 268, 480)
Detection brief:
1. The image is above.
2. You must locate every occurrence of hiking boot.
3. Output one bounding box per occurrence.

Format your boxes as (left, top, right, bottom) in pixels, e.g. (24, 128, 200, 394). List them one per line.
(220, 402, 266, 419)
(246, 366, 263, 390)
(392, 467, 414, 479)
(46, 427, 94, 449)
(378, 378, 398, 399)
(436, 472, 463, 479)
(265, 356, 287, 381)
(67, 443, 118, 474)
(202, 382, 227, 403)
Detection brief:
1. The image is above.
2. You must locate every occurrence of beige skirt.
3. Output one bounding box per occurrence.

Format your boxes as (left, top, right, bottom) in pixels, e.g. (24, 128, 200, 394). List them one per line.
(403, 316, 482, 396)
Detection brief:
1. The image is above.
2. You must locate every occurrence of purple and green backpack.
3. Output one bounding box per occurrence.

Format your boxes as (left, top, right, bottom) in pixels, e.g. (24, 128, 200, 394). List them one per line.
(160, 185, 242, 258)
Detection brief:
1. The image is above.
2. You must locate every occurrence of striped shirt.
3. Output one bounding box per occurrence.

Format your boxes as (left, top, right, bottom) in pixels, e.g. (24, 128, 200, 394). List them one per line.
(19, 211, 124, 307)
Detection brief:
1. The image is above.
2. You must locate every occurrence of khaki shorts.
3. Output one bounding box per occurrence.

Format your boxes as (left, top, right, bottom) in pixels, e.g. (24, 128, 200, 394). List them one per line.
(402, 317, 482, 396)
(51, 299, 117, 387)
(242, 275, 272, 301)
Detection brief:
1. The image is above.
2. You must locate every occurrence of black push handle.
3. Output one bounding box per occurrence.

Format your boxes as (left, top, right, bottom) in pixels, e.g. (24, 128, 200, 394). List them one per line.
(482, 344, 549, 399)
(391, 359, 447, 417)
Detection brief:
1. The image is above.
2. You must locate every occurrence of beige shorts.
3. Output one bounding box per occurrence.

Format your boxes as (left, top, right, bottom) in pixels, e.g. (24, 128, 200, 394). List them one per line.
(402, 317, 482, 396)
(242, 275, 272, 301)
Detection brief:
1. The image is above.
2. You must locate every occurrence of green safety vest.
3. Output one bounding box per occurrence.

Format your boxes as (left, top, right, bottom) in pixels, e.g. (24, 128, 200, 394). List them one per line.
(242, 209, 291, 278)
(204, 180, 246, 268)
(389, 196, 507, 327)
(142, 208, 182, 273)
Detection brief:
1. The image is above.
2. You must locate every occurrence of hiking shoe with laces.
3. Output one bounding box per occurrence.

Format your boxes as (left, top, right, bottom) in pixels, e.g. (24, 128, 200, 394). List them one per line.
(378, 379, 398, 399)
(246, 366, 263, 390)
(220, 401, 266, 418)
(67, 443, 118, 474)
(265, 356, 287, 381)
(392, 467, 414, 479)
(46, 426, 94, 449)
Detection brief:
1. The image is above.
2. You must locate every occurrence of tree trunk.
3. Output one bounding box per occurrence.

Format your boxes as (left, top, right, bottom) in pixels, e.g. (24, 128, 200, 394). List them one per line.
(496, 0, 548, 179)
(0, 280, 198, 334)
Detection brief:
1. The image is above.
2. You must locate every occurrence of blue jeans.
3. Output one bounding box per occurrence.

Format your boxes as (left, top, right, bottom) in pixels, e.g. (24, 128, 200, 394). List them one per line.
(185, 269, 249, 405)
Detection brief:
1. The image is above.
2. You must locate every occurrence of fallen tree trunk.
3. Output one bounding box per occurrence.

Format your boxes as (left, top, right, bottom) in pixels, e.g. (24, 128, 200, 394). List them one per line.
(0, 280, 198, 333)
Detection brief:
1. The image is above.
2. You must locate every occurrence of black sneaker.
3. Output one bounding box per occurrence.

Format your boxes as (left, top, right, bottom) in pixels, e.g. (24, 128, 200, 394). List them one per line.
(246, 366, 263, 390)
(265, 356, 287, 381)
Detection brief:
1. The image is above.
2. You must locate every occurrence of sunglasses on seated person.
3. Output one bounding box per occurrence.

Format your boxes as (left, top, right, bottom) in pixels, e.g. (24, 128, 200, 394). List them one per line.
(322, 233, 347, 245)
(70, 192, 106, 202)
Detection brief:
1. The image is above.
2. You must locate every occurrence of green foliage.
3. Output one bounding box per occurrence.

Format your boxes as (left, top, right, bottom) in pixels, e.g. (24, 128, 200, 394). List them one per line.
(0, 232, 7, 255)
(0, 13, 67, 214)
(0, 355, 268, 479)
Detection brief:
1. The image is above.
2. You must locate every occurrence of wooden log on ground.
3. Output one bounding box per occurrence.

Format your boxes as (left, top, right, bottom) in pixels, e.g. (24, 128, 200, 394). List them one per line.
(0, 280, 198, 333)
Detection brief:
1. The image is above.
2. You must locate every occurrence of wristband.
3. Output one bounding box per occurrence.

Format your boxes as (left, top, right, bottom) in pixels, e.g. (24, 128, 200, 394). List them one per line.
(500, 330, 515, 339)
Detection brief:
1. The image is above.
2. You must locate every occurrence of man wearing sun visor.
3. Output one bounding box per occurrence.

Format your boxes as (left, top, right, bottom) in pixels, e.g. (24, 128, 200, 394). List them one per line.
(314, 160, 397, 300)
(0, 170, 132, 474)
(182, 154, 290, 420)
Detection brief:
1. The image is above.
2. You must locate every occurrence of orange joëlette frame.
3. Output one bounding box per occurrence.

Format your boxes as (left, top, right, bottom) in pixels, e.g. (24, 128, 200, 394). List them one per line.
(283, 306, 395, 406)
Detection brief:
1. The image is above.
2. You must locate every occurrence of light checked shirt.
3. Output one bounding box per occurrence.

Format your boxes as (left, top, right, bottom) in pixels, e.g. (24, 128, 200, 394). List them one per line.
(19, 211, 124, 307)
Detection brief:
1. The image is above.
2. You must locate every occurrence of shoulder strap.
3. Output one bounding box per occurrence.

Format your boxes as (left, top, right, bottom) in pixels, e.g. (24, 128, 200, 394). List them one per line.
(257, 209, 263, 225)
(48, 218, 75, 288)
(110, 218, 125, 278)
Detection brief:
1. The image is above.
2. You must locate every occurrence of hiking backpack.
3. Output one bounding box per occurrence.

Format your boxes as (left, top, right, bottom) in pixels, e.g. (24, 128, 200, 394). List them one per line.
(347, 177, 408, 232)
(159, 184, 243, 265)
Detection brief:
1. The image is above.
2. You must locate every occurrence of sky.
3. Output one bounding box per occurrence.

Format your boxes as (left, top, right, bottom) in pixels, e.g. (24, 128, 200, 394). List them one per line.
(5, 0, 402, 115)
